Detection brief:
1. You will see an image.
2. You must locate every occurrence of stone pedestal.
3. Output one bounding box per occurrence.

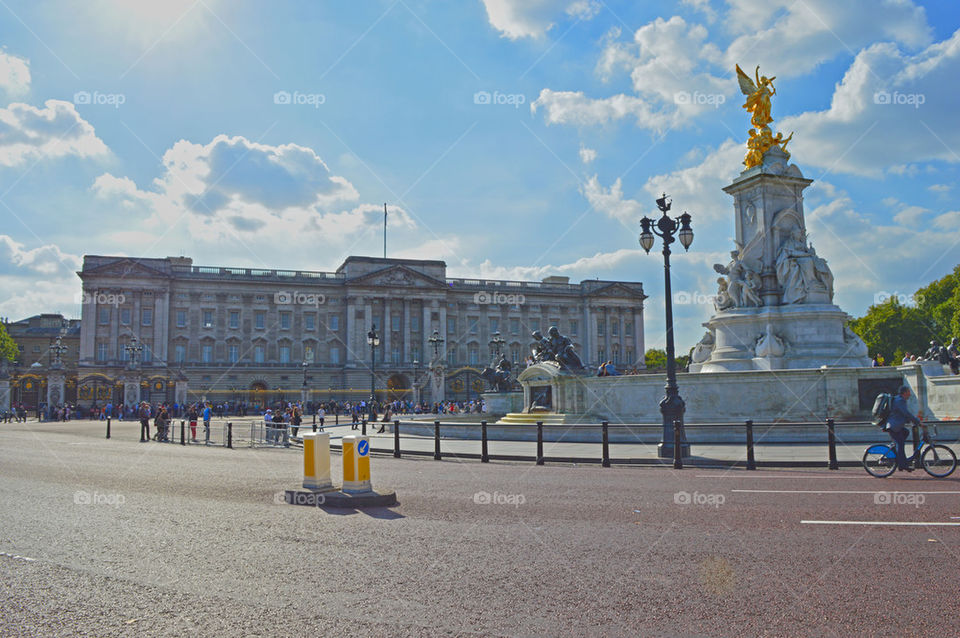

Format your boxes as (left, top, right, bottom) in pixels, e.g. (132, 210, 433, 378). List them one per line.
(429, 363, 445, 403)
(123, 374, 141, 405)
(699, 304, 869, 372)
(0, 377, 9, 412)
(174, 379, 188, 405)
(47, 371, 66, 408)
(481, 391, 524, 416)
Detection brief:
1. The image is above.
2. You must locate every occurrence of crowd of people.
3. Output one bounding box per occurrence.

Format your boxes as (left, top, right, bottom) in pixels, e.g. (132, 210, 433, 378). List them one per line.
(878, 337, 960, 375)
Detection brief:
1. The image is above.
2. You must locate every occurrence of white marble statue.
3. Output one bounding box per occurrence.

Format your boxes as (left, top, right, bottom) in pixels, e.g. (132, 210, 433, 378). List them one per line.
(843, 325, 869, 358)
(691, 332, 715, 364)
(714, 251, 762, 308)
(776, 229, 834, 304)
(755, 324, 786, 358)
(714, 277, 734, 311)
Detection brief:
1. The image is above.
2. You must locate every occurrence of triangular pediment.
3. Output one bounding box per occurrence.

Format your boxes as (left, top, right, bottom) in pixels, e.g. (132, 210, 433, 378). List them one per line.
(585, 282, 647, 300)
(80, 258, 170, 280)
(347, 265, 446, 289)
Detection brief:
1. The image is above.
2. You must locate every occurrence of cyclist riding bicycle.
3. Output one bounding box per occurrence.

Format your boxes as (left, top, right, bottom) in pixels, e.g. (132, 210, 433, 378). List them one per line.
(885, 385, 922, 472)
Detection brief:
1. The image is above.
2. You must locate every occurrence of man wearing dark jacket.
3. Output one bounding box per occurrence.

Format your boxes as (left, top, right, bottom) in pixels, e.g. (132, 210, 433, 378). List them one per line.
(885, 385, 922, 471)
(138, 402, 151, 442)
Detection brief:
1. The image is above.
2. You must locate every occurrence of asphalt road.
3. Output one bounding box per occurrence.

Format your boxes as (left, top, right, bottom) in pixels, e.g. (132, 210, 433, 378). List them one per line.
(2, 419, 958, 637)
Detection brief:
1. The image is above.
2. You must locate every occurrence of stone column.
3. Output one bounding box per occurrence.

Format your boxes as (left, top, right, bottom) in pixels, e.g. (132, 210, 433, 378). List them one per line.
(422, 304, 432, 361)
(80, 289, 95, 362)
(47, 370, 65, 408)
(402, 300, 411, 363)
(581, 302, 591, 367)
(154, 289, 169, 363)
(110, 295, 121, 362)
(634, 307, 645, 367)
(344, 297, 355, 366)
(439, 304, 448, 362)
(603, 307, 611, 362)
(383, 298, 391, 365)
(0, 375, 9, 412)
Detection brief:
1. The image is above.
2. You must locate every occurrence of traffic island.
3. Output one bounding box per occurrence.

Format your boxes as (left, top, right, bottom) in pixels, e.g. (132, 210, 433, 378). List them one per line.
(285, 433, 397, 509)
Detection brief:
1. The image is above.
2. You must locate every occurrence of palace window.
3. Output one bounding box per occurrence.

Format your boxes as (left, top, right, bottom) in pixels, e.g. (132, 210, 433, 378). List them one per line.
(176, 310, 187, 328)
(468, 347, 479, 365)
(392, 315, 401, 332)
(96, 342, 108, 361)
(255, 312, 265, 330)
(510, 318, 519, 335)
(141, 308, 152, 326)
(612, 344, 620, 364)
(280, 312, 291, 330)
(447, 317, 456, 334)
(279, 345, 291, 363)
(612, 320, 619, 337)
(174, 345, 186, 363)
(120, 308, 131, 325)
(229, 311, 240, 329)
(569, 320, 578, 336)
(329, 315, 339, 331)
(142, 343, 152, 363)
(201, 345, 213, 363)
(489, 317, 499, 334)
(411, 316, 420, 332)
(254, 345, 265, 363)
(330, 347, 340, 364)
(202, 310, 214, 328)
(597, 320, 605, 336)
(447, 349, 456, 366)
(98, 308, 109, 325)
(304, 314, 315, 331)
(229, 345, 239, 363)
(392, 346, 400, 364)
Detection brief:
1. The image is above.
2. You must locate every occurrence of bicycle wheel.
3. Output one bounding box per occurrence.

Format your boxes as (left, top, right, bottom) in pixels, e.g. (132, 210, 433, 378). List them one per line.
(921, 444, 957, 478)
(863, 444, 897, 478)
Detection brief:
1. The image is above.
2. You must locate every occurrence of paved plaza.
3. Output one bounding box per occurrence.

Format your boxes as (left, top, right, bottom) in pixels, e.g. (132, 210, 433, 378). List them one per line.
(2, 418, 959, 636)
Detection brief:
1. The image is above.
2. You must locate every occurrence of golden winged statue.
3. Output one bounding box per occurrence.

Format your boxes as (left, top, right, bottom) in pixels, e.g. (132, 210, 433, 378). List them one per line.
(735, 64, 793, 169)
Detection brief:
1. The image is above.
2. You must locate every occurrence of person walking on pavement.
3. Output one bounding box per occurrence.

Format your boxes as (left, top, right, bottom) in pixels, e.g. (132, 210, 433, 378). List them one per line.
(202, 403, 212, 445)
(188, 404, 199, 442)
(138, 402, 151, 442)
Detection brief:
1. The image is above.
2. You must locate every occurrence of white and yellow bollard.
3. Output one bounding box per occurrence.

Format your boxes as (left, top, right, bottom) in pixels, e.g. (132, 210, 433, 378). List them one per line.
(302, 432, 333, 491)
(341, 435, 371, 493)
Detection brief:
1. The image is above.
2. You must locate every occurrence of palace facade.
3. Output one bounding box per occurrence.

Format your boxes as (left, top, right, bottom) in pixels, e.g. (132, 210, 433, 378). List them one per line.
(62, 254, 646, 406)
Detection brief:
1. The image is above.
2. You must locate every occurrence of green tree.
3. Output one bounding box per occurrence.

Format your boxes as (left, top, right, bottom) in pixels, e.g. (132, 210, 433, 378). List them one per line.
(848, 297, 929, 363)
(645, 348, 667, 369)
(914, 265, 960, 341)
(0, 323, 16, 363)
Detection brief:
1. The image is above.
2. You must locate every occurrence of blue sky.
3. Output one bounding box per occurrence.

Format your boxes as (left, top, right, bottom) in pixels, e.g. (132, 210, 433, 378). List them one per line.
(1, 0, 958, 351)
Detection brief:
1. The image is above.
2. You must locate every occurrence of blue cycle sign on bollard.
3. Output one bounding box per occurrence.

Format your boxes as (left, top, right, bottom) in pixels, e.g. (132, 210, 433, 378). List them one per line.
(358, 439, 369, 456)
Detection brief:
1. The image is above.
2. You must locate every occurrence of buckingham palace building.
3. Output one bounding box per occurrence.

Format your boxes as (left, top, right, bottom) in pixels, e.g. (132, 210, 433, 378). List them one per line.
(72, 254, 646, 406)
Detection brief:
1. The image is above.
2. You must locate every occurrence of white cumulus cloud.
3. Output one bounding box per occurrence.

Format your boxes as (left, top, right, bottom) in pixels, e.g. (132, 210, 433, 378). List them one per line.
(0, 49, 30, 95)
(0, 100, 108, 167)
(480, 0, 600, 40)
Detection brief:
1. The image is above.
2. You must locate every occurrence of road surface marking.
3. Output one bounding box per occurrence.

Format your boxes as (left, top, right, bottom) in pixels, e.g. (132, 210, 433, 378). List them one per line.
(802, 520, 960, 526)
(733, 489, 960, 495)
(697, 474, 865, 480)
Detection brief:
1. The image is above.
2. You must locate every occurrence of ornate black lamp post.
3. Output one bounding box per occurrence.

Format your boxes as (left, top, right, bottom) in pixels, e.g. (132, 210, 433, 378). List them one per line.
(50, 335, 68, 369)
(488, 331, 505, 359)
(428, 329, 444, 360)
(639, 193, 694, 458)
(367, 327, 380, 404)
(124, 336, 143, 369)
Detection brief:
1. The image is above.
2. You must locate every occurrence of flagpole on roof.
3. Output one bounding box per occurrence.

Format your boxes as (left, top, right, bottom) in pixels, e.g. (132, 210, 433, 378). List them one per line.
(383, 203, 387, 259)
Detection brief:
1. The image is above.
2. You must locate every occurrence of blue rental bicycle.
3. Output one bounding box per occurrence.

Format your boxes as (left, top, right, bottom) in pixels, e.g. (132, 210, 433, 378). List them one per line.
(862, 424, 957, 478)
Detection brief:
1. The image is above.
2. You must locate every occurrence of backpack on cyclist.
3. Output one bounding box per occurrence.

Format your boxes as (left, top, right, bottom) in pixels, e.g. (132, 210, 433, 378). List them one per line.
(871, 392, 893, 427)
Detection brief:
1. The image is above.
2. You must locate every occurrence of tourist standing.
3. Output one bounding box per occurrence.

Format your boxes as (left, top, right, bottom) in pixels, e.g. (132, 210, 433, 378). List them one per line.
(138, 402, 151, 442)
(202, 403, 212, 445)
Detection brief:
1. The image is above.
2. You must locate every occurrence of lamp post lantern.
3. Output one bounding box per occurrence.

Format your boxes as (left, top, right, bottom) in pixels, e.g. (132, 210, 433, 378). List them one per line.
(428, 329, 444, 360)
(639, 193, 694, 458)
(367, 327, 380, 405)
(124, 336, 144, 370)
